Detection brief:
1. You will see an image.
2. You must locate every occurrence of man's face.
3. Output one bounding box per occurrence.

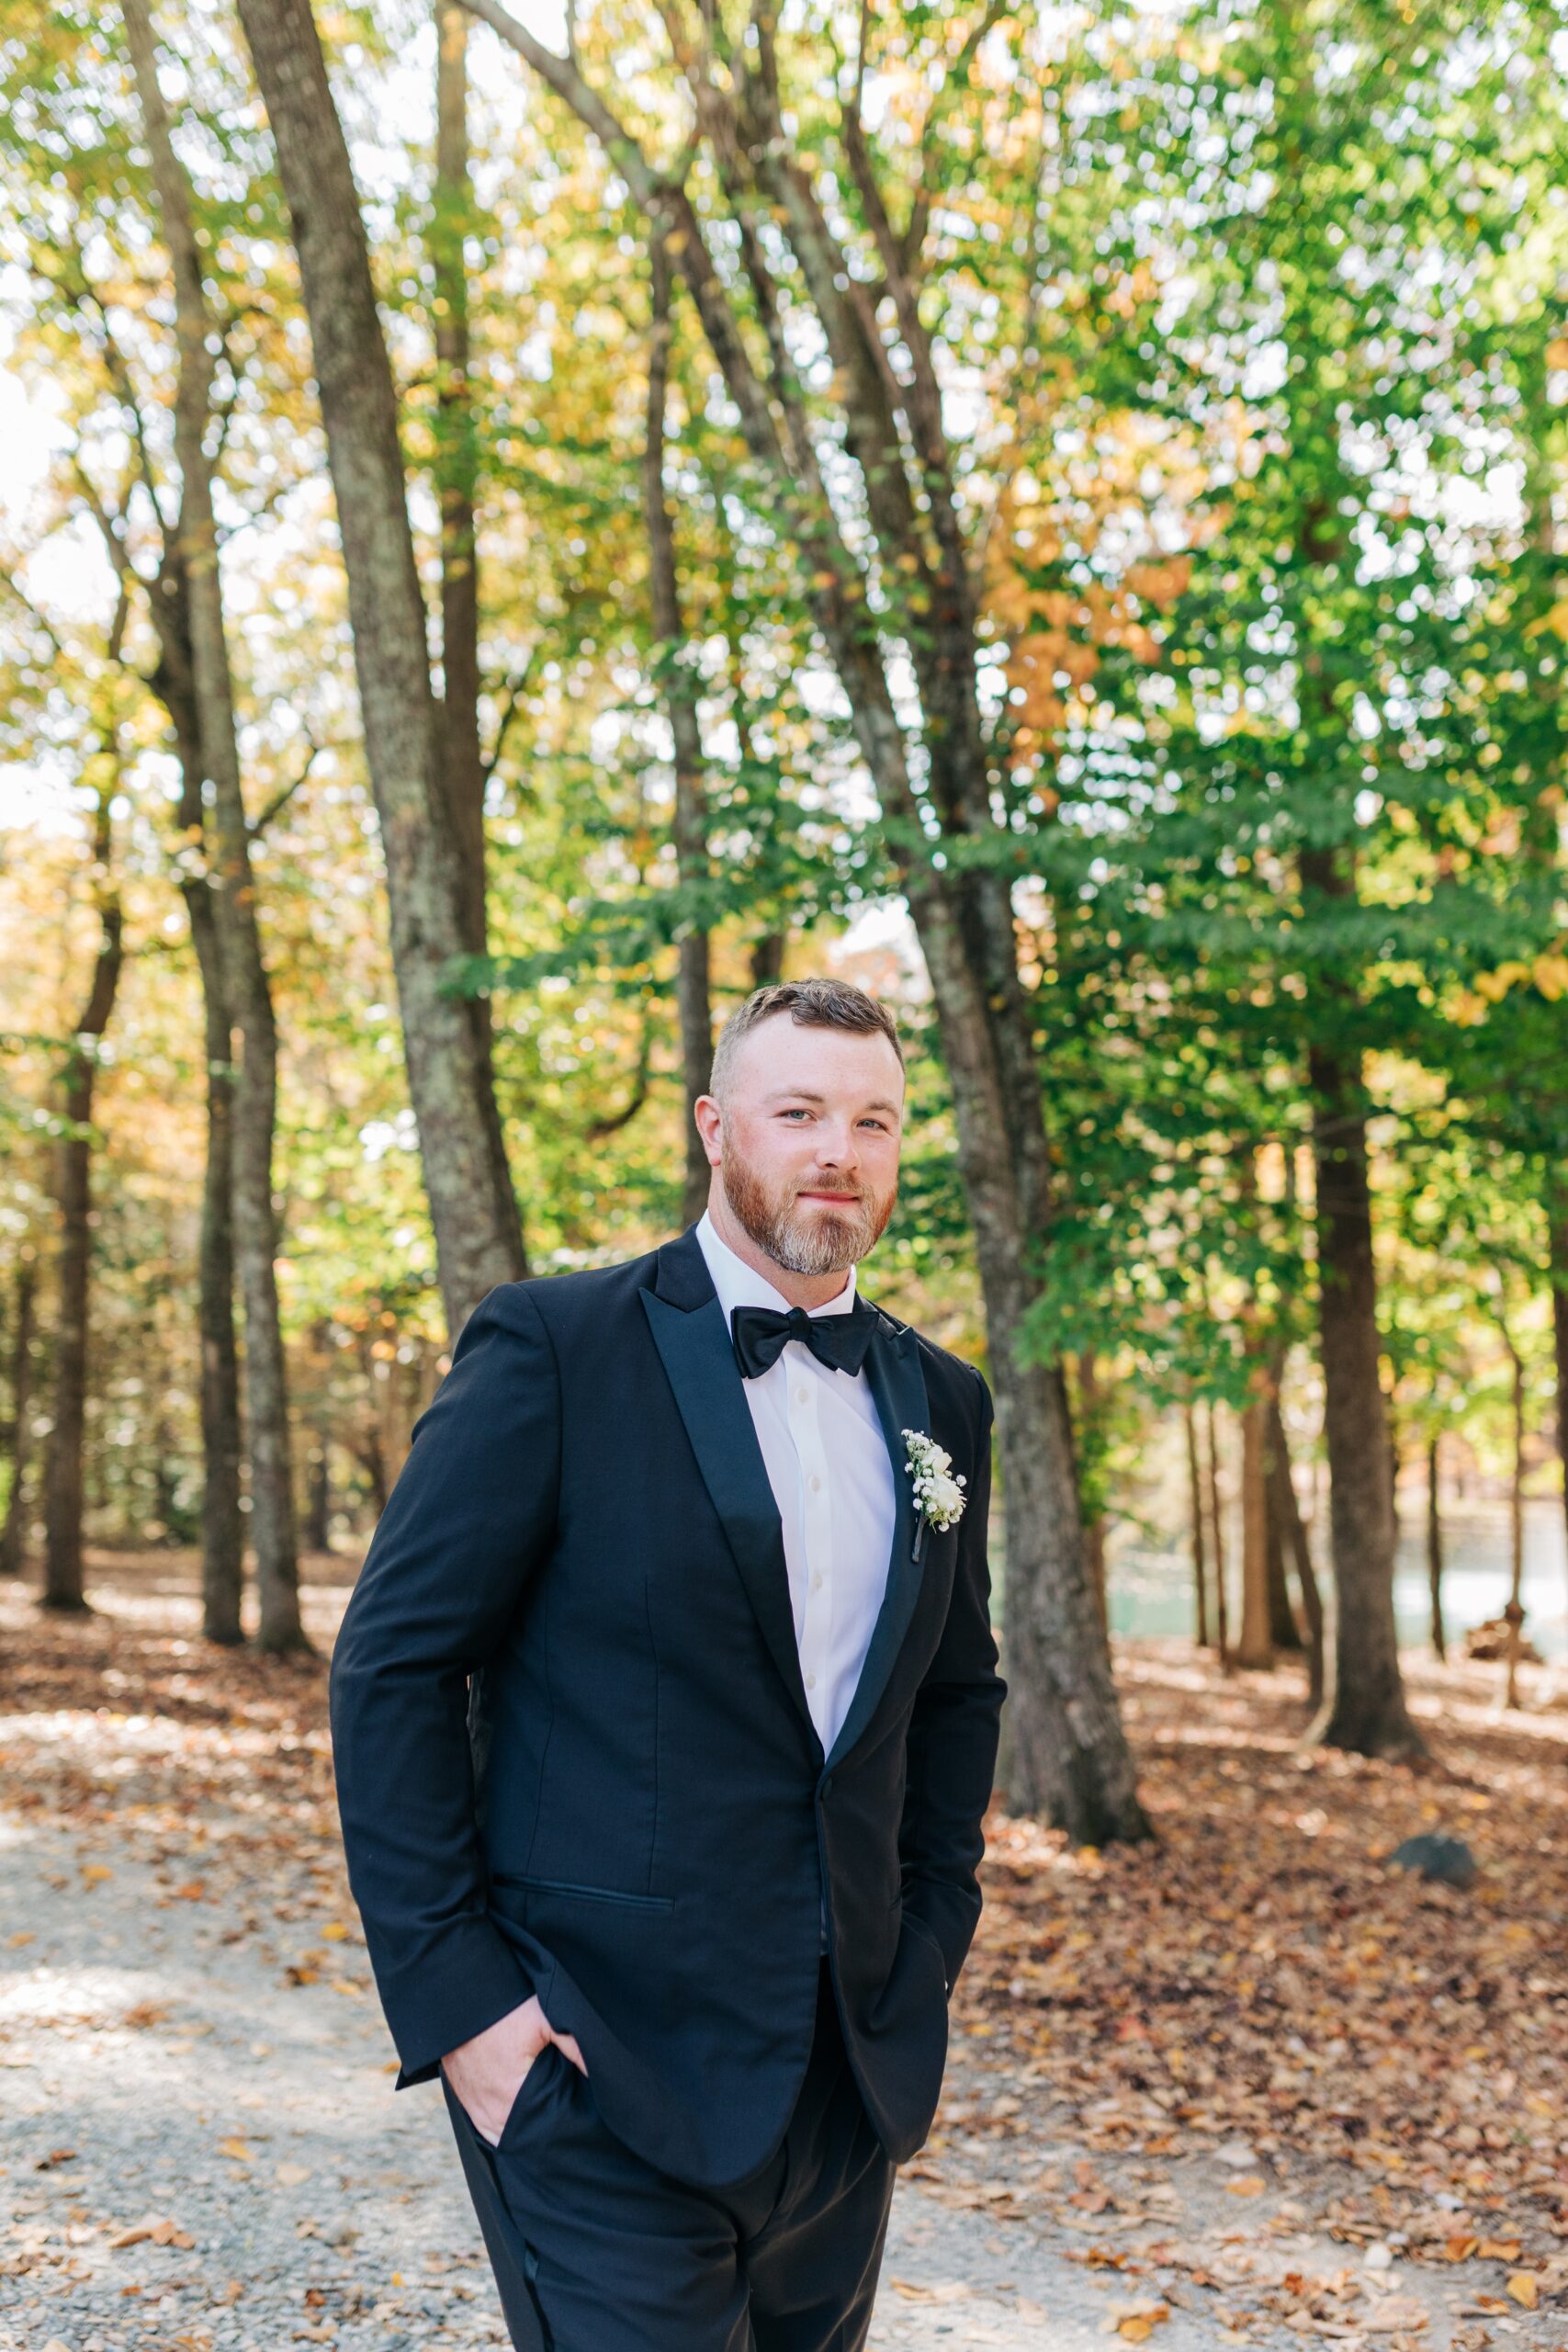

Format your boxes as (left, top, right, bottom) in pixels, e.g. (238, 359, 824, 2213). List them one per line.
(700, 1017, 904, 1278)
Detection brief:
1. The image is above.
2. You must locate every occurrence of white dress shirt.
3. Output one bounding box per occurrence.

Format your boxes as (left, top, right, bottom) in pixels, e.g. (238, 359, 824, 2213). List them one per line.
(695, 1211, 897, 1757)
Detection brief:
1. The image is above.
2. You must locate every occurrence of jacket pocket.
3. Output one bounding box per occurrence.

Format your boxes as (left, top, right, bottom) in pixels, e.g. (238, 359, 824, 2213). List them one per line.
(492, 1873, 674, 1913)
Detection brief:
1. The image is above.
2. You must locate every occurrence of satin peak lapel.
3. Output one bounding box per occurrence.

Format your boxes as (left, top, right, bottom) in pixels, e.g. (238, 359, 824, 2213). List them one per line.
(640, 1282, 818, 1748)
(825, 1314, 931, 1770)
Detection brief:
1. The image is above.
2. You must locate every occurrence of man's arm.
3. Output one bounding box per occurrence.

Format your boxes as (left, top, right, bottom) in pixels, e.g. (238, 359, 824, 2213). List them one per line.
(899, 1369, 1006, 1994)
(329, 1281, 559, 2086)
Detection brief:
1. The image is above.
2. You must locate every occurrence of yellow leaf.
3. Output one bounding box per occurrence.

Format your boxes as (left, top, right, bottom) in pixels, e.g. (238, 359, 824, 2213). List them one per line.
(219, 2138, 254, 2163)
(1117, 2306, 1169, 2341)
(81, 1863, 112, 1883)
(321, 1922, 349, 1940)
(1506, 2274, 1539, 2310)
(1225, 2176, 1267, 2198)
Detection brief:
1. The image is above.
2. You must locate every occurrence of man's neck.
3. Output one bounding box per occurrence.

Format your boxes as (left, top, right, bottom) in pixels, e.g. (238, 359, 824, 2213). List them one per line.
(703, 1191, 857, 1312)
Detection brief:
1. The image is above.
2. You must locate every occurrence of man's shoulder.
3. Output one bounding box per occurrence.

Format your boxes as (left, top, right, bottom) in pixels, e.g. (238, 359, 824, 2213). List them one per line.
(487, 1241, 664, 1333)
(866, 1299, 989, 1422)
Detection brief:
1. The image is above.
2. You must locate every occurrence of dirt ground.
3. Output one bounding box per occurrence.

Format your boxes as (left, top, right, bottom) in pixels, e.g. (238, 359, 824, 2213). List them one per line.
(3, 1551, 1567, 2352)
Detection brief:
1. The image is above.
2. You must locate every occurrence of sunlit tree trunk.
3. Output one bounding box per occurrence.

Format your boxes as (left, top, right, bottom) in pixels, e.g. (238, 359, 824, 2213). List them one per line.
(148, 573, 248, 1643)
(126, 0, 307, 1652)
(459, 0, 1148, 1842)
(434, 0, 487, 958)
(236, 0, 526, 1338)
(42, 778, 123, 1614)
(643, 228, 712, 1227)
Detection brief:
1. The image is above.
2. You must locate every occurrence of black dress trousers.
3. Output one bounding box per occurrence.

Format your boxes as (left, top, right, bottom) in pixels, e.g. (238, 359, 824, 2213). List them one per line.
(442, 1959, 897, 2352)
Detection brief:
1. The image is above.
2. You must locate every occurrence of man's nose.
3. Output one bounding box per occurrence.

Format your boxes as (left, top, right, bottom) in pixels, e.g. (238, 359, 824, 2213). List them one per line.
(814, 1124, 860, 1169)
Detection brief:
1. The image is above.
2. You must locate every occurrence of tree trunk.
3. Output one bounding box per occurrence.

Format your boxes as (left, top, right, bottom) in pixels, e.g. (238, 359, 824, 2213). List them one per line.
(1267, 1400, 1324, 1706)
(149, 585, 247, 1644)
(192, 907, 246, 1643)
(1073, 1352, 1110, 1640)
(1202, 1400, 1229, 1664)
(1264, 1472, 1303, 1651)
(462, 0, 1147, 1843)
(1302, 845, 1424, 1757)
(750, 933, 785, 990)
(126, 0, 308, 1654)
(304, 1439, 333, 1552)
(236, 0, 526, 1338)
(1259, 1374, 1306, 1656)
(1425, 1431, 1445, 1662)
(434, 0, 488, 959)
(643, 230, 712, 1228)
(1306, 1039, 1423, 1753)
(1236, 1396, 1272, 1668)
(1551, 1200, 1568, 1642)
(1185, 1401, 1210, 1647)
(0, 1257, 38, 1579)
(42, 792, 123, 1613)
(1498, 1300, 1527, 1711)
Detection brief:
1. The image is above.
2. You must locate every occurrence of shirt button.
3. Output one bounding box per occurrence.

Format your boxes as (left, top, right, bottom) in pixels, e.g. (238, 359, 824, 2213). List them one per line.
(806, 1673, 816, 1690)
(812, 1573, 823, 1590)
(796, 1385, 809, 1403)
(810, 1474, 821, 1492)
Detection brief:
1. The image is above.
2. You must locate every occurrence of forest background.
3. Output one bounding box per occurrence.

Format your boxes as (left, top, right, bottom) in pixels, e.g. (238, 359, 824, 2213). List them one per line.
(2, 0, 1568, 1848)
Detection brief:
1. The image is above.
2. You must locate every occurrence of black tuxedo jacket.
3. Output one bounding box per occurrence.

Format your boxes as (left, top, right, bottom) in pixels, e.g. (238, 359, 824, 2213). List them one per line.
(329, 1226, 1005, 2189)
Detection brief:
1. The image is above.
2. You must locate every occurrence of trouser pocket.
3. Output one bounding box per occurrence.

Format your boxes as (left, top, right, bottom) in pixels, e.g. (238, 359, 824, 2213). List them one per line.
(442, 2073, 551, 2351)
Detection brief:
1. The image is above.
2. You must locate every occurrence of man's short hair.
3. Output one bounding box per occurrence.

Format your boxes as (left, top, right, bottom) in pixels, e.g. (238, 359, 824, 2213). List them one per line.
(708, 978, 904, 1099)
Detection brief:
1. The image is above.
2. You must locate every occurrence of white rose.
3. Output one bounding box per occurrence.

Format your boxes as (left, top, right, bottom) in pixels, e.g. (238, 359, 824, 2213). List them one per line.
(926, 1470, 965, 1525)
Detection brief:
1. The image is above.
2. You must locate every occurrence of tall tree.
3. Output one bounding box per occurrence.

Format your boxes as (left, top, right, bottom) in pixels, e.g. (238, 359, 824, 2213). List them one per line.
(42, 727, 125, 1612)
(433, 0, 489, 960)
(235, 0, 527, 1338)
(0, 1255, 38, 1579)
(642, 229, 713, 1227)
(123, 0, 307, 1651)
(463, 0, 1149, 1841)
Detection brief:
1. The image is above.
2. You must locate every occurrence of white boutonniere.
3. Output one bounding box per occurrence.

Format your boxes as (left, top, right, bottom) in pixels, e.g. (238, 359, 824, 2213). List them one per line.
(903, 1429, 966, 1561)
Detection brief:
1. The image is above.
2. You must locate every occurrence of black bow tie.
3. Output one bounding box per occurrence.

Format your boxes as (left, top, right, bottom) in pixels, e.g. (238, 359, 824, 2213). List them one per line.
(730, 1298, 877, 1382)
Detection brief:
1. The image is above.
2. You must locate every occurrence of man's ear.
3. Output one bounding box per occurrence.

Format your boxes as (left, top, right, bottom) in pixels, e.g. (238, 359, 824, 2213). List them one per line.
(693, 1092, 724, 1170)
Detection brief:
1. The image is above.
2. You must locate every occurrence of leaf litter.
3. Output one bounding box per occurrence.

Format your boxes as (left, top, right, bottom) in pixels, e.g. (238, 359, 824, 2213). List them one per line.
(4, 1567, 1568, 2347)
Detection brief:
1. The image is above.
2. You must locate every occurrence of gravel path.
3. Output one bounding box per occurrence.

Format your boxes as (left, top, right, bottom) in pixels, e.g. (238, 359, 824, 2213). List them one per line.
(2, 1787, 1068, 2351)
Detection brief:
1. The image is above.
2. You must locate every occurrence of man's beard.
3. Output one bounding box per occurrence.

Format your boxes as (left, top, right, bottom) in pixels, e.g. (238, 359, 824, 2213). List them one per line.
(722, 1151, 895, 1278)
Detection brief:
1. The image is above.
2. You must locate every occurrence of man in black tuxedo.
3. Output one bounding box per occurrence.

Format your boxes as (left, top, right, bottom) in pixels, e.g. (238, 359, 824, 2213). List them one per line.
(329, 977, 1004, 2350)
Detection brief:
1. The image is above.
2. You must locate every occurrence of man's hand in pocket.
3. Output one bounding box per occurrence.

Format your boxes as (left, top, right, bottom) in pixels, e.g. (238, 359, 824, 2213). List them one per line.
(440, 1996, 588, 2146)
